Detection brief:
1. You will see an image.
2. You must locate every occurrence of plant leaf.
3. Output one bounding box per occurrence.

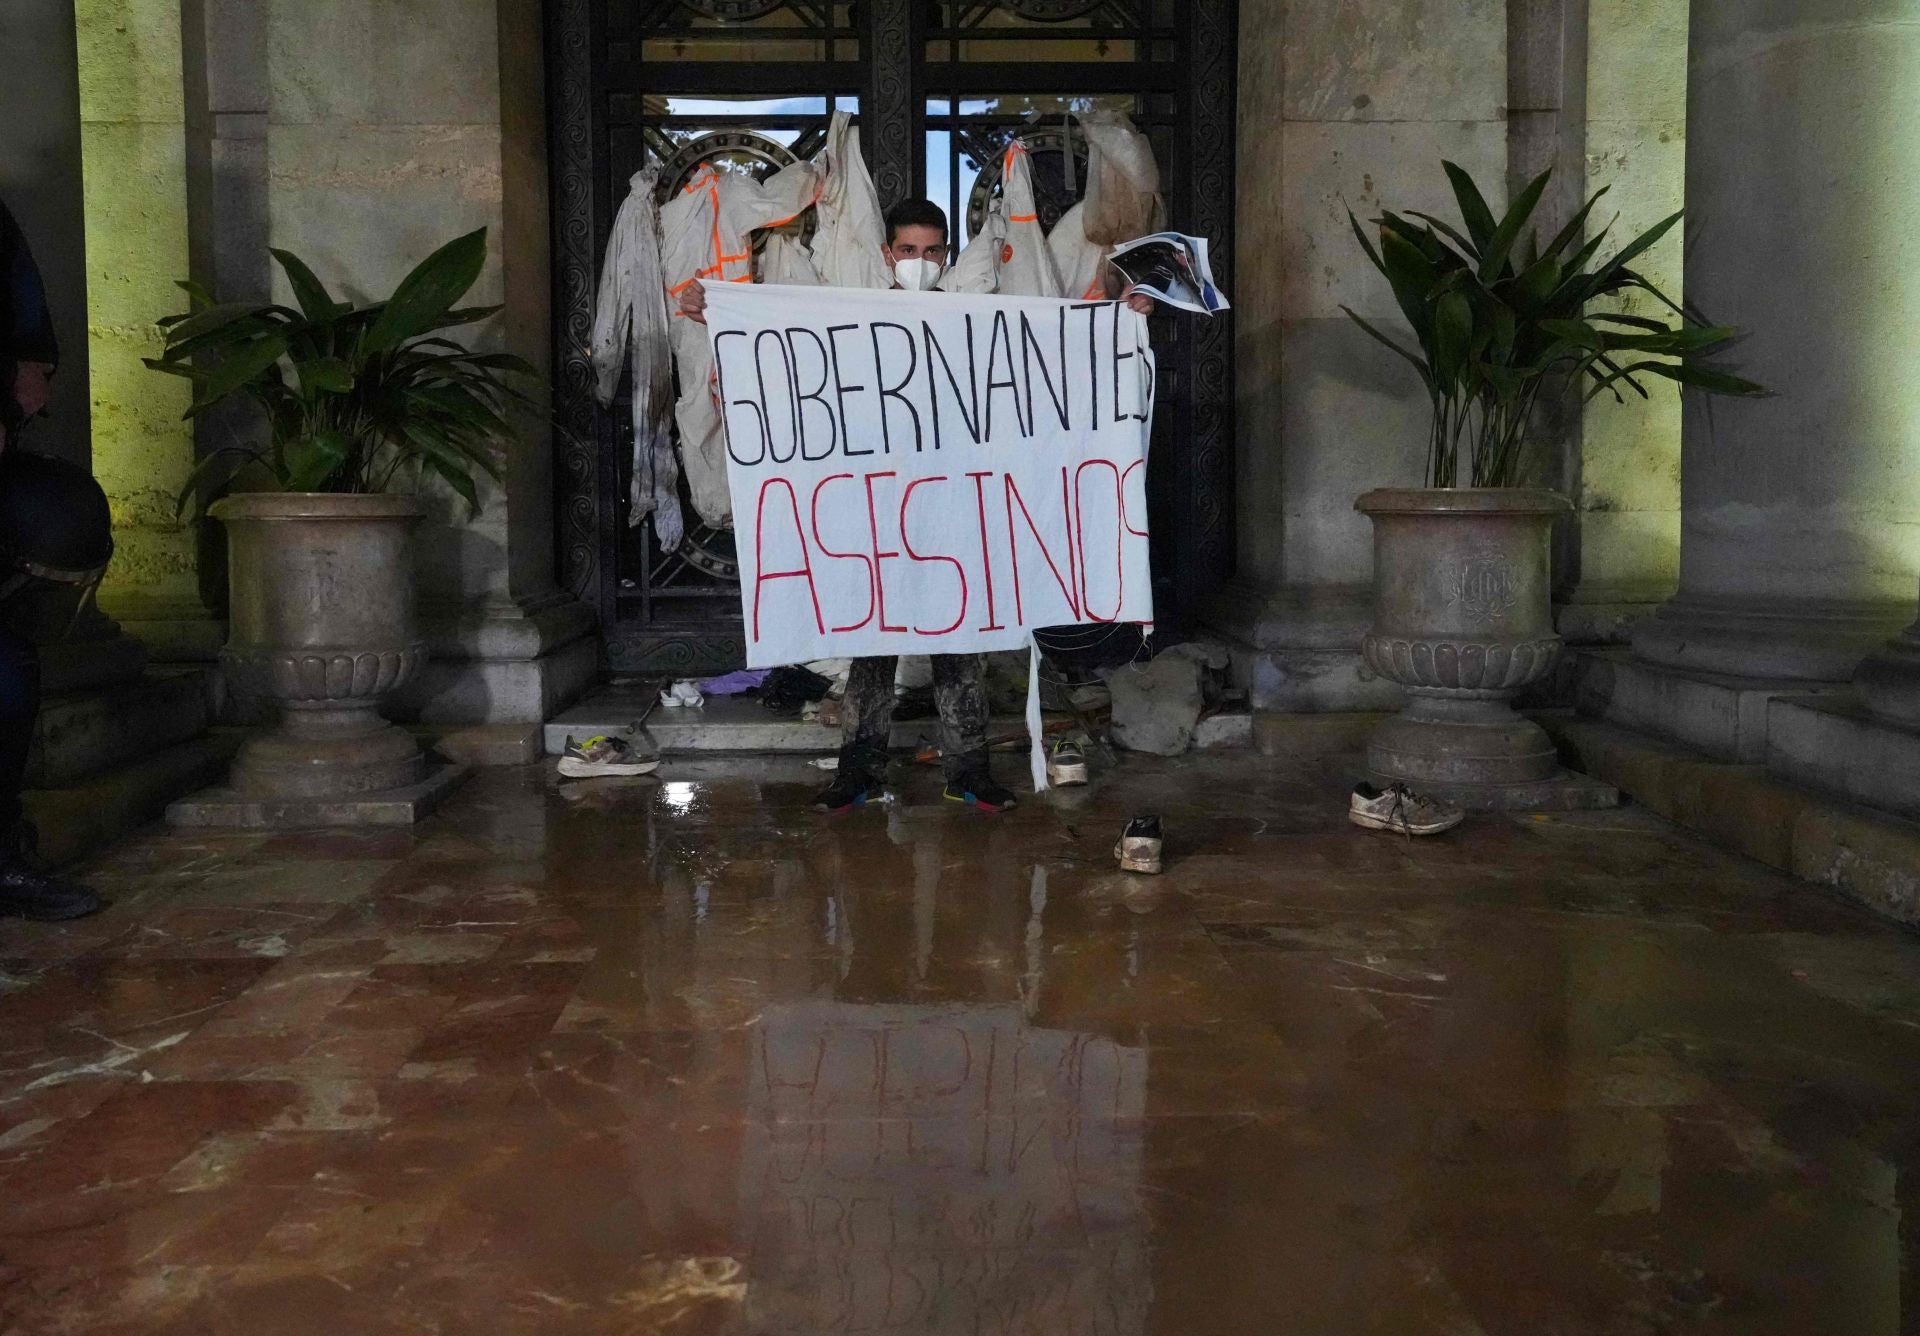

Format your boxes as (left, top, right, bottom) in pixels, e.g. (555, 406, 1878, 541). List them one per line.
(174, 278, 218, 310)
(272, 249, 340, 321)
(1347, 209, 1387, 275)
(419, 304, 504, 334)
(405, 427, 484, 516)
(300, 357, 356, 394)
(1442, 160, 1498, 252)
(1539, 184, 1610, 264)
(142, 356, 214, 382)
(1378, 227, 1442, 346)
(1637, 360, 1768, 396)
(284, 431, 352, 491)
(1539, 318, 1603, 351)
(365, 229, 489, 353)
(1481, 167, 1552, 282)
(173, 446, 268, 517)
(1403, 211, 1478, 259)
(1341, 308, 1432, 385)
(162, 302, 264, 349)
(1433, 290, 1474, 389)
(186, 333, 289, 418)
(1591, 312, 1673, 332)
(1582, 210, 1683, 301)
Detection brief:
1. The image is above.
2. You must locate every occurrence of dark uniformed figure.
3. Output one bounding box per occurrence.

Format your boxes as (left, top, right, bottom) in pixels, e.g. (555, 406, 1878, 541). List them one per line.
(0, 197, 106, 919)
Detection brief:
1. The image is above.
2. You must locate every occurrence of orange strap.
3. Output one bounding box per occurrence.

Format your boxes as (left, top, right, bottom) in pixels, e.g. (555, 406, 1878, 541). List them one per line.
(664, 161, 825, 309)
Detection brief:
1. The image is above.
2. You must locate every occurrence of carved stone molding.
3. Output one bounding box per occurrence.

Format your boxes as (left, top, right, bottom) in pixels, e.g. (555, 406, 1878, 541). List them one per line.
(1361, 635, 1562, 695)
(223, 644, 429, 703)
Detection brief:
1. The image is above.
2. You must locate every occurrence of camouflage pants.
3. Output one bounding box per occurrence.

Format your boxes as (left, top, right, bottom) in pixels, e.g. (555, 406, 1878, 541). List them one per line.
(839, 654, 988, 781)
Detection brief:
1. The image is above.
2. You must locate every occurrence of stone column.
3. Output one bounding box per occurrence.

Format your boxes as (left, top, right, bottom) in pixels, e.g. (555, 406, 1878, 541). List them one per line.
(62, 0, 206, 688)
(1632, 0, 1920, 682)
(1560, 0, 1691, 644)
(164, 0, 273, 662)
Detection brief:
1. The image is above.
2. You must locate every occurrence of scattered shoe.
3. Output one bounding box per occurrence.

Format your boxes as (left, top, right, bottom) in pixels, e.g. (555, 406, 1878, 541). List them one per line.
(813, 770, 879, 813)
(1349, 781, 1464, 836)
(659, 680, 704, 709)
(1114, 815, 1163, 874)
(944, 770, 1018, 813)
(1046, 737, 1089, 787)
(0, 863, 103, 921)
(557, 733, 660, 779)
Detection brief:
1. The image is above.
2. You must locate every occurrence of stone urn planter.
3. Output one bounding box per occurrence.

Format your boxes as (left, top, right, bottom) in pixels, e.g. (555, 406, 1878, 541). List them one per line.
(1355, 488, 1571, 807)
(212, 493, 429, 799)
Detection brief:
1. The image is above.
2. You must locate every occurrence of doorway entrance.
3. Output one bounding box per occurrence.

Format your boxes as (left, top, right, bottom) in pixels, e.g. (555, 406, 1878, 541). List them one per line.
(547, 0, 1235, 673)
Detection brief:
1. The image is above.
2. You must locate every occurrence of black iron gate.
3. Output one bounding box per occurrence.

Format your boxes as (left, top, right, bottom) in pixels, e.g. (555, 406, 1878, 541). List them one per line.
(548, 0, 1235, 674)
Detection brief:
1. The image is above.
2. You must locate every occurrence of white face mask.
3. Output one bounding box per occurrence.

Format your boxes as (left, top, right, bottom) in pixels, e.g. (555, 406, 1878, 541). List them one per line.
(892, 257, 945, 291)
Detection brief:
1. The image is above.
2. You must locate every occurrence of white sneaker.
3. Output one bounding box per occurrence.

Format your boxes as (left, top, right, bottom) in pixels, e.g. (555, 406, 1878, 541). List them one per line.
(1113, 815, 1163, 874)
(1046, 737, 1089, 786)
(1348, 782, 1464, 836)
(557, 733, 660, 779)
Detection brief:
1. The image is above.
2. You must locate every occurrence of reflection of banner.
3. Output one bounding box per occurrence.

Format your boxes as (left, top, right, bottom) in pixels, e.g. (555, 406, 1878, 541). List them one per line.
(707, 283, 1156, 668)
(740, 1002, 1150, 1334)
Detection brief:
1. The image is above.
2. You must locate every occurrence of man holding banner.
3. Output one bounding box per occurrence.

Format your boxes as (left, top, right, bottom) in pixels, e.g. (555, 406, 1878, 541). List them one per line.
(685, 199, 1157, 814)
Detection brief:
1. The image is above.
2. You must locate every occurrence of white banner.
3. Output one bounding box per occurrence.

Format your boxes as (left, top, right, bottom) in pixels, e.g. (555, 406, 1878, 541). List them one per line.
(707, 283, 1156, 668)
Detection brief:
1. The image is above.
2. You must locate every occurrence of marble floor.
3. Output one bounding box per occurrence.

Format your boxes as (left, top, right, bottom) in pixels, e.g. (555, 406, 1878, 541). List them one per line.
(1, 751, 1917, 1334)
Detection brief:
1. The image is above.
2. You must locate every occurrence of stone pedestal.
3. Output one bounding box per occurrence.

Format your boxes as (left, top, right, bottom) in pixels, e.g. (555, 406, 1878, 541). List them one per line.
(174, 493, 461, 829)
(168, 764, 466, 830)
(1354, 489, 1615, 809)
(1632, 1, 1920, 684)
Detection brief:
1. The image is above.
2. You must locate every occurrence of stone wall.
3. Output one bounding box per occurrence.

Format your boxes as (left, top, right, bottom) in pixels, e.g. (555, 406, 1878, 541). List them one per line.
(1222, 0, 1510, 708)
(259, 0, 592, 722)
(1257, 0, 1510, 585)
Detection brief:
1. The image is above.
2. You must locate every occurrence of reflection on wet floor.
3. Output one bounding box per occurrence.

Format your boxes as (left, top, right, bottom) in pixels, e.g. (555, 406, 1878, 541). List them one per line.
(1, 752, 1918, 1333)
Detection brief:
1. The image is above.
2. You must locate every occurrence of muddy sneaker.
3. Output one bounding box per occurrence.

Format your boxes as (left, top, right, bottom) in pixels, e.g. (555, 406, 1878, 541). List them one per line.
(813, 769, 880, 813)
(1349, 782, 1464, 836)
(944, 771, 1018, 813)
(1113, 815, 1163, 874)
(557, 734, 660, 779)
(1046, 737, 1089, 787)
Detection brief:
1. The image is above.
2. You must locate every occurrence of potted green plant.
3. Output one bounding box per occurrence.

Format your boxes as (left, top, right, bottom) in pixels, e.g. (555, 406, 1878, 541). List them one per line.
(1343, 163, 1761, 804)
(146, 228, 533, 801)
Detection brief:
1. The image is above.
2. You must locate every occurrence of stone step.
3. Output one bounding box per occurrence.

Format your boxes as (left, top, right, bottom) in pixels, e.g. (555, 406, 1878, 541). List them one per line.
(28, 668, 215, 789)
(1567, 648, 1847, 765)
(543, 689, 1251, 757)
(1541, 713, 1920, 931)
(26, 732, 241, 869)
